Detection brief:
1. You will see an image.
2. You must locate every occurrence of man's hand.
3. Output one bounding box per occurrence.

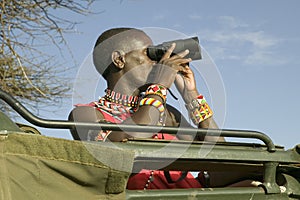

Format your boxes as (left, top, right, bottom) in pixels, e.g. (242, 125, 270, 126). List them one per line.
(174, 64, 224, 142)
(147, 43, 192, 88)
(174, 65, 199, 104)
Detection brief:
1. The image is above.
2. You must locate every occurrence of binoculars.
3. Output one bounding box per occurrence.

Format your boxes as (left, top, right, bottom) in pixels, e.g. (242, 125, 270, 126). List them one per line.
(147, 37, 202, 61)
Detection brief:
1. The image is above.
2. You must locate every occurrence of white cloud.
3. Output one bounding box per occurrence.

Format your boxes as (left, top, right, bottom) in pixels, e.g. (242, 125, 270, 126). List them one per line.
(152, 14, 165, 21)
(241, 31, 278, 49)
(218, 16, 249, 29)
(196, 16, 285, 66)
(205, 30, 278, 49)
(244, 49, 288, 66)
(188, 14, 203, 20)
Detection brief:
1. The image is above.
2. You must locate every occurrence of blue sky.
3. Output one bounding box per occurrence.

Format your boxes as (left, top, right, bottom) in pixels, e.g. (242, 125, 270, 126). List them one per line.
(37, 0, 300, 149)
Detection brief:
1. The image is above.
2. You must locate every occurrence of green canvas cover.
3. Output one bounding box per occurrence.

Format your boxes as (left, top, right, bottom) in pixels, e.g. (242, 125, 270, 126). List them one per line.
(0, 133, 134, 200)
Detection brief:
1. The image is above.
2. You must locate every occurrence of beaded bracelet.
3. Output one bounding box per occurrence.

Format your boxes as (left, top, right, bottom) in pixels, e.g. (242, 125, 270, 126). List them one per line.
(139, 97, 165, 113)
(139, 97, 165, 124)
(145, 84, 167, 103)
(186, 95, 213, 125)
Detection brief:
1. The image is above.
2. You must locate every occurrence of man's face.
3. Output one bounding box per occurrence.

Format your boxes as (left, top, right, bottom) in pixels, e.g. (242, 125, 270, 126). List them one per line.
(121, 31, 156, 88)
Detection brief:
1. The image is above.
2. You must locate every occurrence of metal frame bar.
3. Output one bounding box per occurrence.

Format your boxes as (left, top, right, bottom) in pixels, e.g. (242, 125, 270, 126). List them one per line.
(0, 89, 276, 152)
(126, 187, 289, 200)
(1, 89, 300, 196)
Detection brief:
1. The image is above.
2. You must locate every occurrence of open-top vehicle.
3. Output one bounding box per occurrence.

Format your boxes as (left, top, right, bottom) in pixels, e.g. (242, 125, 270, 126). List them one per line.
(0, 89, 299, 200)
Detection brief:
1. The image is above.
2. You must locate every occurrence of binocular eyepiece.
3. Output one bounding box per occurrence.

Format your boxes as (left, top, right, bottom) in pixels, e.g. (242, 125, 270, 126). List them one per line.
(147, 37, 202, 61)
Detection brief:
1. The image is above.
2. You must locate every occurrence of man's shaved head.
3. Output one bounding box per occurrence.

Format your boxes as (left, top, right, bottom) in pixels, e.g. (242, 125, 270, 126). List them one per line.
(93, 28, 152, 79)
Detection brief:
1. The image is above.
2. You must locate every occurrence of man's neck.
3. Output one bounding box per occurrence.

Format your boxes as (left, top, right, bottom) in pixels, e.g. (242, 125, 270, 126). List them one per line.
(107, 82, 141, 97)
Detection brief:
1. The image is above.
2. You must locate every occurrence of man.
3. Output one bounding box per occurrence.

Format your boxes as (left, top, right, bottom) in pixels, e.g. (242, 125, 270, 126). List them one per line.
(69, 28, 252, 189)
(70, 28, 220, 141)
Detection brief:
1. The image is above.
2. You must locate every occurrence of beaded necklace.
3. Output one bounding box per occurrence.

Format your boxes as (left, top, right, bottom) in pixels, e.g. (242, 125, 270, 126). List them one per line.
(93, 89, 141, 120)
(144, 170, 154, 190)
(91, 89, 140, 141)
(104, 88, 139, 108)
(97, 89, 159, 189)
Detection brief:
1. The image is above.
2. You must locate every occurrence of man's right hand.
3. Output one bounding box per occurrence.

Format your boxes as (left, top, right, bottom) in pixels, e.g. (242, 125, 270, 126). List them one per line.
(147, 43, 192, 88)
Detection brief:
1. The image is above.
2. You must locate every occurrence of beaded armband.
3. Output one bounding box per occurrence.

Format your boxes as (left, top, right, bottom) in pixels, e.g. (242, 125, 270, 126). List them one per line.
(139, 97, 165, 125)
(139, 98, 165, 114)
(145, 84, 167, 103)
(186, 95, 213, 125)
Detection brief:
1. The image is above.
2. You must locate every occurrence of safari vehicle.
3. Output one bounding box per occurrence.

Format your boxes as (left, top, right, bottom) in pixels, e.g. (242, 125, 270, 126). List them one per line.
(0, 89, 299, 200)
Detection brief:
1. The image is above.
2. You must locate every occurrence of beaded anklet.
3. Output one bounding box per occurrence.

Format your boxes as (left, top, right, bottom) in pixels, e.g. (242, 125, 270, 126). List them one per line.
(186, 95, 213, 125)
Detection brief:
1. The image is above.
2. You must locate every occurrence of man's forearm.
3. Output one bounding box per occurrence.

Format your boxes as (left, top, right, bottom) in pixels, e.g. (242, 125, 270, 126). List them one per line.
(198, 117, 225, 142)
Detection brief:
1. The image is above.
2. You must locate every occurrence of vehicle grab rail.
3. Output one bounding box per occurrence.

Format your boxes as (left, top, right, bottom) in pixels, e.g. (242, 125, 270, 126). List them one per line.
(0, 89, 276, 152)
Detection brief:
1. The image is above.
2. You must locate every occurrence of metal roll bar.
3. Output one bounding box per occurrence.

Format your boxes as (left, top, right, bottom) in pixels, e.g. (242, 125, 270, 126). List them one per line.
(0, 89, 276, 152)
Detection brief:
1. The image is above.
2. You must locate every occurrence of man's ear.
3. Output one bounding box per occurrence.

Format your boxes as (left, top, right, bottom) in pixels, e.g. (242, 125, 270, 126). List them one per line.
(112, 50, 125, 69)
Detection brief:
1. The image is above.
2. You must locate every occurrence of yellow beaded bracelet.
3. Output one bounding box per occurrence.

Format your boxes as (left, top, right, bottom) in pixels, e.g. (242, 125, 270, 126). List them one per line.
(139, 97, 165, 125)
(139, 97, 165, 114)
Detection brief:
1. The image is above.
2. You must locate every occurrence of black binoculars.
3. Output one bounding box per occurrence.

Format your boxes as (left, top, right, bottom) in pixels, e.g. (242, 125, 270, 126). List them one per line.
(147, 37, 202, 61)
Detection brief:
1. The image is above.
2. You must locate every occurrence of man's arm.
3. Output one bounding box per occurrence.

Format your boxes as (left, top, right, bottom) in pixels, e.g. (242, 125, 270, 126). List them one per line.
(174, 67, 225, 142)
(69, 106, 138, 141)
(68, 106, 104, 140)
(198, 117, 225, 142)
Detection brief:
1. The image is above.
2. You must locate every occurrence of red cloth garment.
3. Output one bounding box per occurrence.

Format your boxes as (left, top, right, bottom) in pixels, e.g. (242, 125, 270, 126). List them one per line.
(127, 170, 202, 190)
(76, 98, 202, 189)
